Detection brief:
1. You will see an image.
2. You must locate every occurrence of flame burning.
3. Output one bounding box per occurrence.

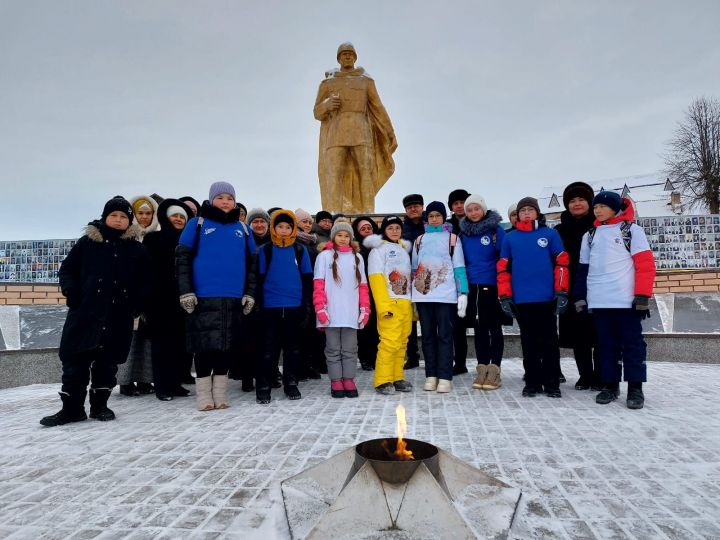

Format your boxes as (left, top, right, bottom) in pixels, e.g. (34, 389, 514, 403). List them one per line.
(382, 404, 414, 461)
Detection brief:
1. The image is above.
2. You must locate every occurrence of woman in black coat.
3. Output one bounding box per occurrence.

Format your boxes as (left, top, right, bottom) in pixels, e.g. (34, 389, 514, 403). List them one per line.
(554, 182, 601, 390)
(352, 216, 380, 371)
(143, 199, 193, 401)
(41, 196, 149, 427)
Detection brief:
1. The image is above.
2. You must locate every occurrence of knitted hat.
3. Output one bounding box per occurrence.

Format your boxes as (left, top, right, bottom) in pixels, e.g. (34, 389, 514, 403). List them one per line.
(273, 212, 295, 228)
(380, 215, 403, 240)
(563, 181, 594, 210)
(179, 196, 200, 216)
(267, 207, 281, 216)
(246, 207, 270, 225)
(507, 203, 517, 218)
(592, 191, 622, 213)
(425, 201, 447, 221)
(516, 197, 540, 216)
(330, 220, 354, 241)
(447, 189, 470, 207)
(166, 205, 188, 220)
(102, 196, 133, 222)
(294, 208, 312, 222)
(464, 194, 487, 214)
(132, 197, 154, 215)
(208, 181, 236, 202)
(316, 210, 333, 223)
(402, 193, 424, 208)
(237, 202, 247, 214)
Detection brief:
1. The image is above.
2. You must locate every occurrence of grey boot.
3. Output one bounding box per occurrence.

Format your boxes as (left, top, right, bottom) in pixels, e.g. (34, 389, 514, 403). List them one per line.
(89, 387, 115, 421)
(196, 376, 215, 411)
(40, 386, 88, 427)
(212, 374, 230, 409)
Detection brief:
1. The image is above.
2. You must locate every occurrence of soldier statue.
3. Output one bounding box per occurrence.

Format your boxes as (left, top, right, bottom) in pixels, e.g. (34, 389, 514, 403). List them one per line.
(314, 42, 397, 214)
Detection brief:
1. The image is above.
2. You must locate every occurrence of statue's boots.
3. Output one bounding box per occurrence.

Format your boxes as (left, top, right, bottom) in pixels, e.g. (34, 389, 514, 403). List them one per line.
(89, 387, 116, 421)
(40, 386, 87, 427)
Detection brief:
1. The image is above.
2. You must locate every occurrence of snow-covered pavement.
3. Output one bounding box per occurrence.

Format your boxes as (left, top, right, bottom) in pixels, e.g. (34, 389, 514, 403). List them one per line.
(1, 358, 719, 539)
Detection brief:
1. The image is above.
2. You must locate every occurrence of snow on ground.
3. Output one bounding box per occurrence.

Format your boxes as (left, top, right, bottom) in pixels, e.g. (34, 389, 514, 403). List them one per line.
(1, 358, 719, 540)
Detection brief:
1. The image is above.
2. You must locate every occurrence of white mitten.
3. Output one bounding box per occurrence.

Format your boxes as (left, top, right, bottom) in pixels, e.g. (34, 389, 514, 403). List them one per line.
(457, 294, 468, 318)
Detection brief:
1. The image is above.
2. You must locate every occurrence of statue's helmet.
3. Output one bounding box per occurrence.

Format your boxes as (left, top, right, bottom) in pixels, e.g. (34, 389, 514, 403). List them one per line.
(336, 42, 357, 61)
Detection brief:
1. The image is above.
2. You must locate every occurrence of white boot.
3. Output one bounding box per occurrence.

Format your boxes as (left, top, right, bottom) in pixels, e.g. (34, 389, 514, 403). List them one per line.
(212, 374, 230, 409)
(423, 377, 438, 391)
(436, 379, 452, 393)
(195, 376, 214, 411)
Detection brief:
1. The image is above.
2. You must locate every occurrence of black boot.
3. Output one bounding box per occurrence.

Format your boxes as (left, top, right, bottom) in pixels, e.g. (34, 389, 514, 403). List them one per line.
(452, 363, 468, 376)
(284, 385, 301, 400)
(626, 382, 645, 410)
(241, 378, 255, 392)
(119, 383, 139, 397)
(40, 387, 87, 427)
(596, 384, 620, 405)
(136, 382, 155, 395)
(89, 388, 116, 421)
(256, 386, 271, 405)
(574, 376, 592, 390)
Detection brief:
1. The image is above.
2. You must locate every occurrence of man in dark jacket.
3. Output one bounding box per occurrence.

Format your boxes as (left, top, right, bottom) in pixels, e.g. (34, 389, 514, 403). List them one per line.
(401, 194, 424, 369)
(41, 196, 150, 426)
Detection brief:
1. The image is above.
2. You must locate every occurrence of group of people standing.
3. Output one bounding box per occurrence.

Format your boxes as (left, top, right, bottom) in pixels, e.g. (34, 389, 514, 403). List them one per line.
(40, 179, 655, 427)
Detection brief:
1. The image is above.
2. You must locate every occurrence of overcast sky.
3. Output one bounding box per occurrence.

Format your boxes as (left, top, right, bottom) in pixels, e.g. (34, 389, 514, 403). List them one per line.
(1, 0, 719, 240)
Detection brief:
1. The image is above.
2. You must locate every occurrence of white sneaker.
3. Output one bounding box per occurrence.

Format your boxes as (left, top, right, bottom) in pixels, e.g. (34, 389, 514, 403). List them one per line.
(423, 377, 438, 391)
(436, 379, 452, 393)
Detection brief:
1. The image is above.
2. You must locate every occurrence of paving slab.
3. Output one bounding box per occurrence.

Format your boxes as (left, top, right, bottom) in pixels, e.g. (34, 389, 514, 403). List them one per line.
(0, 359, 719, 539)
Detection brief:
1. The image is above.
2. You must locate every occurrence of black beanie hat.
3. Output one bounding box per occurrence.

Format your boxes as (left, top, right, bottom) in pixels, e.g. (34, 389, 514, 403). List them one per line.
(102, 196, 133, 222)
(315, 210, 333, 222)
(516, 196, 541, 216)
(402, 193, 424, 208)
(380, 215, 404, 240)
(562, 182, 594, 210)
(447, 189, 470, 207)
(425, 200, 447, 221)
(273, 212, 295, 228)
(592, 191, 622, 213)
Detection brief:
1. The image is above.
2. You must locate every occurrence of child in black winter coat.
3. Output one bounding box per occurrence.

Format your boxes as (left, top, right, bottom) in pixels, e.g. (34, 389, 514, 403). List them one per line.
(40, 196, 149, 427)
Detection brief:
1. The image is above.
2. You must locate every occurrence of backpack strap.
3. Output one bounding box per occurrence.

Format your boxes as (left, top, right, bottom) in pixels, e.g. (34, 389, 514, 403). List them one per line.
(587, 222, 632, 253)
(262, 241, 305, 275)
(293, 243, 305, 269)
(414, 234, 424, 255)
(448, 233, 457, 257)
(192, 217, 205, 257)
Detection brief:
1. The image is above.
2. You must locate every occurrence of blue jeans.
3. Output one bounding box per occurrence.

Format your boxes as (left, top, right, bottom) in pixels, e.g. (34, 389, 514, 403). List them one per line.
(417, 302, 456, 380)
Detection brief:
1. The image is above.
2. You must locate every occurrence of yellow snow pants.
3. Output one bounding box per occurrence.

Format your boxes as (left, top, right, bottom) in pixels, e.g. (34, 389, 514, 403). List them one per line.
(374, 298, 413, 387)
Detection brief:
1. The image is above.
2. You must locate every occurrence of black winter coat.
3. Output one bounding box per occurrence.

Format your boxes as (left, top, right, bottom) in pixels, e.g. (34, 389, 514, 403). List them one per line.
(554, 210, 597, 348)
(143, 199, 193, 338)
(175, 203, 257, 353)
(59, 222, 149, 363)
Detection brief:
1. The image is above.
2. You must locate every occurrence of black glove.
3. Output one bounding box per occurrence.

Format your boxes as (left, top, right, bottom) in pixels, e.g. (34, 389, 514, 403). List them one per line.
(554, 292, 569, 315)
(632, 295, 651, 320)
(500, 298, 517, 319)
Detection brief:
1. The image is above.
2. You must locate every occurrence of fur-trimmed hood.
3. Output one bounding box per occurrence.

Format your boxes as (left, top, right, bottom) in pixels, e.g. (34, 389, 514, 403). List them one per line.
(85, 221, 141, 243)
(130, 195, 160, 240)
(363, 234, 412, 253)
(269, 209, 298, 247)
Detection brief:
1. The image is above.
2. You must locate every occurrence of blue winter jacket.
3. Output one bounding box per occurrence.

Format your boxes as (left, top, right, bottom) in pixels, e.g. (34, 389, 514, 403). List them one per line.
(459, 210, 505, 285)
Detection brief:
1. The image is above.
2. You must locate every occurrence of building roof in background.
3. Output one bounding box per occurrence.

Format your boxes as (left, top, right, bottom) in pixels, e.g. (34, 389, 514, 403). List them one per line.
(537, 172, 696, 217)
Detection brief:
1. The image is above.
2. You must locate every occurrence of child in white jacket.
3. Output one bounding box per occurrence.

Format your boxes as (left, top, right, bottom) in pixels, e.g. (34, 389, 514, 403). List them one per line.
(313, 222, 371, 398)
(411, 201, 469, 394)
(364, 216, 414, 395)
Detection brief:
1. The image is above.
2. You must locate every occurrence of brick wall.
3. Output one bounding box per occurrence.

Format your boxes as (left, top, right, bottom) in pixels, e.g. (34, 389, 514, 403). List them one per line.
(0, 285, 66, 305)
(0, 273, 718, 306)
(654, 271, 720, 293)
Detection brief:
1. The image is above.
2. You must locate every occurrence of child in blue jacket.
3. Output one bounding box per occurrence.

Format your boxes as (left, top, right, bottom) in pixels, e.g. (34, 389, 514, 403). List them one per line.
(497, 197, 569, 398)
(459, 194, 506, 391)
